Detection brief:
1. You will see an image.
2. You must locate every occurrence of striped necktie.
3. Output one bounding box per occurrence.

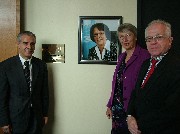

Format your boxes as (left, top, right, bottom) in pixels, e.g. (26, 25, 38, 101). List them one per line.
(24, 61, 30, 90)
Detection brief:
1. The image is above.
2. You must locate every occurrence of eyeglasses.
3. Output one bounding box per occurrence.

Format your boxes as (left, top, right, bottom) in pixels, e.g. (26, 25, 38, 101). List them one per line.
(119, 33, 132, 41)
(145, 35, 167, 42)
(93, 32, 105, 37)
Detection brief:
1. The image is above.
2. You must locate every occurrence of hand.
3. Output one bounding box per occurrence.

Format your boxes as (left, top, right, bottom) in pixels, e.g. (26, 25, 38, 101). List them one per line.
(44, 117, 48, 125)
(2, 125, 11, 134)
(126, 116, 141, 134)
(106, 107, 112, 119)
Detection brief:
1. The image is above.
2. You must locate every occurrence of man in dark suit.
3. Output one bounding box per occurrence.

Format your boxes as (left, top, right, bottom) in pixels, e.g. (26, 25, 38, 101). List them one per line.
(126, 20, 180, 134)
(0, 31, 49, 134)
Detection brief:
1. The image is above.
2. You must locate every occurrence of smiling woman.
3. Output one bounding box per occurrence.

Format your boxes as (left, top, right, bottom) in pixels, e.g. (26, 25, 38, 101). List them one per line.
(88, 23, 117, 61)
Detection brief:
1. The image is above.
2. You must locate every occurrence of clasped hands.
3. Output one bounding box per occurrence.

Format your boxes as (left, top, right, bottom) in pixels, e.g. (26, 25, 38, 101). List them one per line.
(126, 116, 141, 134)
(2, 125, 11, 134)
(106, 107, 141, 134)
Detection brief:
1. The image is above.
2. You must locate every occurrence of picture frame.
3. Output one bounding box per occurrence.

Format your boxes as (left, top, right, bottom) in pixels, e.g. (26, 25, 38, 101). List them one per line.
(78, 16, 123, 65)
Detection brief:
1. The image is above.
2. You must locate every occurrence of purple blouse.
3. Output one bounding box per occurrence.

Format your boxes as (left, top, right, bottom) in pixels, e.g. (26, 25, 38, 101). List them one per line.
(107, 45, 150, 111)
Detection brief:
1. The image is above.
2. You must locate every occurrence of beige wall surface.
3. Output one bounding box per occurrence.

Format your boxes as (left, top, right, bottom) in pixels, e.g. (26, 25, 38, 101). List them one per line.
(24, 0, 137, 133)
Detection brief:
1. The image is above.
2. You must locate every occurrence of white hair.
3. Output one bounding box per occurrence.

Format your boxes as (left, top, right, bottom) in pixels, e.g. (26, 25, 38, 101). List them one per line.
(145, 19, 171, 37)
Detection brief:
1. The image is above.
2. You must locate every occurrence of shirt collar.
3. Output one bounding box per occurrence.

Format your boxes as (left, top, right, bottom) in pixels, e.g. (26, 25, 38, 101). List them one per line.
(19, 54, 32, 65)
(151, 52, 168, 61)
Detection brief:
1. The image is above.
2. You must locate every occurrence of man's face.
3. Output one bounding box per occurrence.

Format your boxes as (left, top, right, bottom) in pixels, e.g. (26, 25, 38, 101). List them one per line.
(18, 35, 36, 60)
(145, 23, 173, 57)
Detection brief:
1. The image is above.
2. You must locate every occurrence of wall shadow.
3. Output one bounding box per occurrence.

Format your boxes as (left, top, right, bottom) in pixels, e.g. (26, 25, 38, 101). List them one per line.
(43, 65, 55, 134)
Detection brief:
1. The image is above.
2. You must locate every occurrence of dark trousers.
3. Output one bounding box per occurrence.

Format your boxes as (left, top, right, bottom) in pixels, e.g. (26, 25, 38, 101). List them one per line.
(111, 128, 130, 134)
(13, 109, 42, 134)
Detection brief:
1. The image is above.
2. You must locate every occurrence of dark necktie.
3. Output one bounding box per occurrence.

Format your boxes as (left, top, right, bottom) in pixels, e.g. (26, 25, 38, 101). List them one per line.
(24, 61, 30, 90)
(141, 59, 158, 88)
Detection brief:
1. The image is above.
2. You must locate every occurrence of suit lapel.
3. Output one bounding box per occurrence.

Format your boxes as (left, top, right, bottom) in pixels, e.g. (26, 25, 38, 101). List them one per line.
(126, 54, 137, 68)
(31, 57, 39, 90)
(14, 56, 28, 87)
(140, 54, 170, 97)
(143, 64, 165, 89)
(126, 45, 141, 69)
(136, 60, 150, 88)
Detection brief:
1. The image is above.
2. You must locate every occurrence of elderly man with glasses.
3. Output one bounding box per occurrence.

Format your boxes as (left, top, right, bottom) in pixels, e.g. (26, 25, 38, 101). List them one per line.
(126, 20, 180, 134)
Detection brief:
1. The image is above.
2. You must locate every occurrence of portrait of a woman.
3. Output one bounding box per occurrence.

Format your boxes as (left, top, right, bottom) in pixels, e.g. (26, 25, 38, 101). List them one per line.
(88, 23, 117, 61)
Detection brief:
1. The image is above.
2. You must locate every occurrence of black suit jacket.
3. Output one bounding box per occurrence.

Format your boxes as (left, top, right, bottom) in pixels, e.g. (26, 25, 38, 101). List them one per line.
(127, 50, 180, 134)
(0, 55, 49, 133)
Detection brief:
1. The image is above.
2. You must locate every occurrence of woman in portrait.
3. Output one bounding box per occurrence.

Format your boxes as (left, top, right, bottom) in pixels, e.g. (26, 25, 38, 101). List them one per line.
(88, 23, 117, 61)
(106, 23, 150, 134)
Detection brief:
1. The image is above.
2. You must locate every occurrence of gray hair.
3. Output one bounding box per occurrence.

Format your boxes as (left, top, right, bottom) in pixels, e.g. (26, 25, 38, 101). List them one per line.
(117, 23, 137, 37)
(17, 31, 36, 43)
(145, 19, 172, 37)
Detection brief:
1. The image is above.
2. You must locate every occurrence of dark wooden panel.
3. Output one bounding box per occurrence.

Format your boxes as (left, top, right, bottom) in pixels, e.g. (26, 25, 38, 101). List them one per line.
(137, 0, 180, 54)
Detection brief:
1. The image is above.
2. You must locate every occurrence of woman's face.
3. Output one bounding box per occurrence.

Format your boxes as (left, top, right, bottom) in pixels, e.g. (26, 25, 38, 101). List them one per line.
(118, 31, 137, 51)
(93, 27, 107, 48)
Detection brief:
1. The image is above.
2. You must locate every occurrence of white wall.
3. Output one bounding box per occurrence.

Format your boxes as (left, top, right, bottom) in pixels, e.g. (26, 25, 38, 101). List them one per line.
(24, 0, 137, 133)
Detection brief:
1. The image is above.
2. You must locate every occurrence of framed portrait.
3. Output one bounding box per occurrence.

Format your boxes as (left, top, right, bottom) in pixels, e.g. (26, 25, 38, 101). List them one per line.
(78, 16, 122, 65)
